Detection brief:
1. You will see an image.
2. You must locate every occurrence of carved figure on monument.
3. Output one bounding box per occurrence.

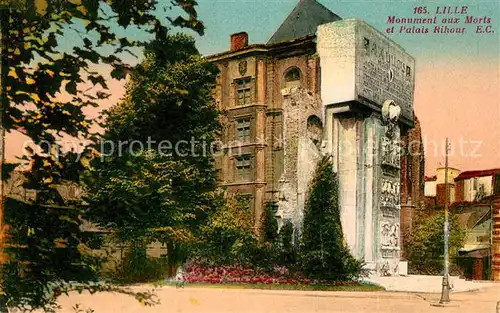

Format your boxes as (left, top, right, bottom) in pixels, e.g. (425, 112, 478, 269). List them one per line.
(381, 100, 401, 133)
(306, 115, 323, 148)
(381, 179, 400, 208)
(381, 100, 402, 169)
(276, 176, 295, 228)
(380, 261, 390, 276)
(380, 221, 400, 250)
(389, 223, 400, 248)
(382, 136, 401, 168)
(381, 221, 391, 249)
(380, 260, 399, 277)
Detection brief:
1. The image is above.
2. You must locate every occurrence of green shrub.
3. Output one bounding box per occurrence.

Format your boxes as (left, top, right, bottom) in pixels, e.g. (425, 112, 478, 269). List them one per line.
(278, 221, 296, 266)
(260, 203, 279, 243)
(299, 156, 365, 281)
(106, 244, 169, 284)
(406, 213, 465, 275)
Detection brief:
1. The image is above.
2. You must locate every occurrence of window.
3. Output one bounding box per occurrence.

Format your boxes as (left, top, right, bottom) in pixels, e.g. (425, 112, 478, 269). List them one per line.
(495, 174, 500, 195)
(236, 154, 252, 178)
(236, 119, 251, 142)
(476, 235, 489, 242)
(306, 115, 322, 147)
(239, 194, 253, 211)
(285, 67, 301, 88)
(214, 156, 223, 182)
(236, 78, 251, 105)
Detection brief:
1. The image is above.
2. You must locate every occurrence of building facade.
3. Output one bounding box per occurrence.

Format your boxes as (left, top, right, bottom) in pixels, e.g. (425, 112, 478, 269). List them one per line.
(399, 117, 425, 259)
(425, 168, 500, 206)
(208, 0, 334, 226)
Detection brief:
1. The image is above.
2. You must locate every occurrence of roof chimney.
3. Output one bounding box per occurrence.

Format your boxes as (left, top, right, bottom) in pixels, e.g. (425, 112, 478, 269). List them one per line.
(230, 32, 248, 51)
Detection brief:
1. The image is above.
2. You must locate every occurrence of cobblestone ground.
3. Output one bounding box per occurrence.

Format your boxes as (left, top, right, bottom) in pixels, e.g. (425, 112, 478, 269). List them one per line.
(52, 284, 500, 313)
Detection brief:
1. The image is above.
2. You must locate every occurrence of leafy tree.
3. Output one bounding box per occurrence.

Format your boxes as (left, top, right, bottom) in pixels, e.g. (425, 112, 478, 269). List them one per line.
(1, 0, 206, 310)
(194, 193, 258, 266)
(82, 33, 221, 277)
(406, 213, 466, 275)
(2, 198, 101, 311)
(300, 156, 364, 281)
(5, 0, 204, 195)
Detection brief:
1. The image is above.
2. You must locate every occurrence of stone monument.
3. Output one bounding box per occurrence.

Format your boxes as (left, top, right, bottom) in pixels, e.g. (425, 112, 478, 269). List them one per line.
(317, 19, 415, 276)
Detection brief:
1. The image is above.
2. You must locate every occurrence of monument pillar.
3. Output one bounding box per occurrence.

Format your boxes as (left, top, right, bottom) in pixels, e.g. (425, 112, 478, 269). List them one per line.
(318, 19, 415, 276)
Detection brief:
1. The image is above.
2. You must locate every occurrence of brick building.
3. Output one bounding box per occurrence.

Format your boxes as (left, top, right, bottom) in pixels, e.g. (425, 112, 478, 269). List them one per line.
(208, 0, 425, 231)
(207, 0, 340, 224)
(399, 116, 425, 258)
(425, 168, 500, 207)
(423, 167, 500, 280)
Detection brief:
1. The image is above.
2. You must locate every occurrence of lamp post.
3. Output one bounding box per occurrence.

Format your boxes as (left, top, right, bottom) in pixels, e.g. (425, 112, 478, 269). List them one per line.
(439, 137, 451, 304)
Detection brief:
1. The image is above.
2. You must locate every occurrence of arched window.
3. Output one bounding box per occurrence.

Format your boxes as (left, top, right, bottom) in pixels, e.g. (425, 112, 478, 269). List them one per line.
(306, 115, 322, 147)
(284, 67, 301, 88)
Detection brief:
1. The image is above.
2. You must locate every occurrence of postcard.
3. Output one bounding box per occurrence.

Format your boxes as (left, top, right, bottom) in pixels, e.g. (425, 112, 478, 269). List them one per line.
(0, 0, 498, 312)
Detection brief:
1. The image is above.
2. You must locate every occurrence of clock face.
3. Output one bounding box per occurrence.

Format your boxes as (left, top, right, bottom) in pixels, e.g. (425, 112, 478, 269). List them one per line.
(238, 61, 247, 76)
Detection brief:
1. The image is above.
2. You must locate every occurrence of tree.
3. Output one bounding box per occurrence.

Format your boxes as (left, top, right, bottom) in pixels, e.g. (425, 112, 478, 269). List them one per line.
(82, 33, 221, 277)
(5, 0, 205, 195)
(277, 220, 296, 266)
(2, 1, 206, 310)
(406, 212, 466, 275)
(194, 193, 258, 266)
(259, 202, 278, 243)
(300, 156, 364, 281)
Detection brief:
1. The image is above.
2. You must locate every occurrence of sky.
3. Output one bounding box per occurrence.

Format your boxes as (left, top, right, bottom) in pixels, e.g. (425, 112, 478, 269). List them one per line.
(6, 0, 500, 175)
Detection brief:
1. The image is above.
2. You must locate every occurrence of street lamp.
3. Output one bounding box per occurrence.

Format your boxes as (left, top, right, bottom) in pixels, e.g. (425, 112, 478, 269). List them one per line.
(439, 137, 451, 304)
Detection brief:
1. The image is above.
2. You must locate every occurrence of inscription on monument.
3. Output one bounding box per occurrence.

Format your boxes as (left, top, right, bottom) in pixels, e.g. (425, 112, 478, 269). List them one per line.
(317, 20, 415, 126)
(357, 23, 414, 123)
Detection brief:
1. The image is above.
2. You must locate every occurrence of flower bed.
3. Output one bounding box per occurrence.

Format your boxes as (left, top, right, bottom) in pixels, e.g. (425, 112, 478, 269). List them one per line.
(184, 263, 361, 286)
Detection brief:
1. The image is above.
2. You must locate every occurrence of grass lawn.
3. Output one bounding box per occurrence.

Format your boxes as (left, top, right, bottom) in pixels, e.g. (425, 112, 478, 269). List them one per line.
(156, 281, 385, 292)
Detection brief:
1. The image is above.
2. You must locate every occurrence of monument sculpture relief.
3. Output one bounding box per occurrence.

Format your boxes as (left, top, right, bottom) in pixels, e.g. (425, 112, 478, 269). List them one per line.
(381, 179, 401, 208)
(378, 100, 402, 276)
(380, 221, 400, 250)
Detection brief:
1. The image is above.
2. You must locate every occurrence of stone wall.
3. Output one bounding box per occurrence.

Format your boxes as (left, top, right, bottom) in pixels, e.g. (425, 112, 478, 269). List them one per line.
(5, 169, 80, 203)
(276, 87, 322, 232)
